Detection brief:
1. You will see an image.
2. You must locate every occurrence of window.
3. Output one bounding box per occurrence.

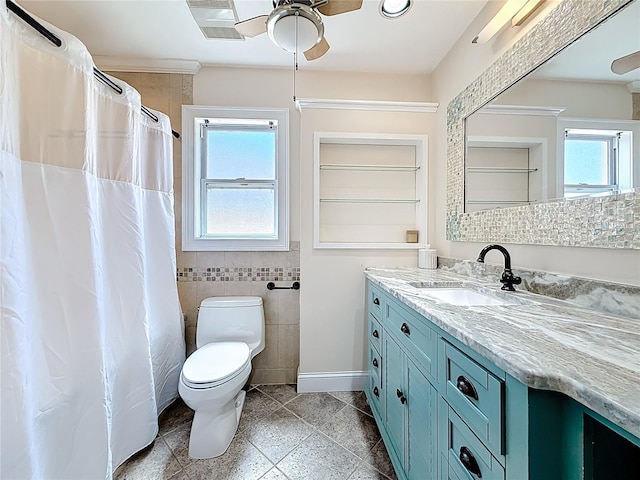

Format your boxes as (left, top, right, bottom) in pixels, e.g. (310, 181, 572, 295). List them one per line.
(564, 129, 619, 198)
(182, 107, 289, 251)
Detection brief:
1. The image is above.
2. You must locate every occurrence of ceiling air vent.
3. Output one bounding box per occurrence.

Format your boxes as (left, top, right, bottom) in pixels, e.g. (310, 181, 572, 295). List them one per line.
(186, 0, 244, 40)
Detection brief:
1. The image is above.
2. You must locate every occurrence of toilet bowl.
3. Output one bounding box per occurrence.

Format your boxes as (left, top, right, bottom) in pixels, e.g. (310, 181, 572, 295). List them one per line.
(178, 296, 264, 459)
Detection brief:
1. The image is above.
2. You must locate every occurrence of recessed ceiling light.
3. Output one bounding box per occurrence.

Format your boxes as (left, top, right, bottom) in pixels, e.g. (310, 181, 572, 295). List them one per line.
(379, 0, 412, 19)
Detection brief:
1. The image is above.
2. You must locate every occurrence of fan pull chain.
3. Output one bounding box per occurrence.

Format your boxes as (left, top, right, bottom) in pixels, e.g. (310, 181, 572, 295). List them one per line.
(293, 51, 297, 102)
(293, 12, 299, 102)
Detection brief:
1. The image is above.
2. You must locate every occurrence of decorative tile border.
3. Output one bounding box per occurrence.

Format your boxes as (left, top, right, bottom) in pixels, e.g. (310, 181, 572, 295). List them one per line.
(177, 266, 301, 282)
(446, 0, 639, 249)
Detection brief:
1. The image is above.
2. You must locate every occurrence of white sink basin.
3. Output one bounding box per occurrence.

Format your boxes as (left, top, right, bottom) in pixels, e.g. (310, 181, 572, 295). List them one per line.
(419, 288, 511, 306)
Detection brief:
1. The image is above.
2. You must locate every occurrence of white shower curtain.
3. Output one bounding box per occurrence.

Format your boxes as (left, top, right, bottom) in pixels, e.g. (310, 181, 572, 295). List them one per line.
(0, 5, 185, 479)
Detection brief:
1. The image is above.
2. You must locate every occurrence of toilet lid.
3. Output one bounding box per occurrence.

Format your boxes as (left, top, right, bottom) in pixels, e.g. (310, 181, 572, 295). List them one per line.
(182, 342, 250, 388)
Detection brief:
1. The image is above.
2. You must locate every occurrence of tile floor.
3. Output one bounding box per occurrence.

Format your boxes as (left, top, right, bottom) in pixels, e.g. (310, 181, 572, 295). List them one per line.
(115, 385, 398, 480)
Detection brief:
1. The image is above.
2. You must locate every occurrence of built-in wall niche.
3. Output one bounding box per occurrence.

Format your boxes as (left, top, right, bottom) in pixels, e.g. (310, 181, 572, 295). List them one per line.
(465, 136, 547, 212)
(313, 133, 427, 249)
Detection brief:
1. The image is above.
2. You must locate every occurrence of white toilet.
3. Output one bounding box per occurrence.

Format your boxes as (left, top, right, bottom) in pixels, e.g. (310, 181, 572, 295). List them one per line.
(178, 296, 265, 459)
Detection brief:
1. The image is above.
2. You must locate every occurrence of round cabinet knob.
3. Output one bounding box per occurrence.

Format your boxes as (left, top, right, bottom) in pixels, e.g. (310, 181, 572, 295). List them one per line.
(372, 329, 379, 339)
(373, 386, 379, 397)
(400, 323, 411, 335)
(372, 358, 378, 368)
(459, 446, 482, 477)
(456, 375, 479, 401)
(373, 298, 380, 306)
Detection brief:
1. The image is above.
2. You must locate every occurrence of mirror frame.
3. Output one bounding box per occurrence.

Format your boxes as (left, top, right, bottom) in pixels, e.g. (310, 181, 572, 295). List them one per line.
(446, 0, 639, 249)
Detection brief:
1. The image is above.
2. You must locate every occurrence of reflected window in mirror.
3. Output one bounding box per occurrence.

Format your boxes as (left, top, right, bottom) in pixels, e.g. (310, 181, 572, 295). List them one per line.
(563, 128, 634, 198)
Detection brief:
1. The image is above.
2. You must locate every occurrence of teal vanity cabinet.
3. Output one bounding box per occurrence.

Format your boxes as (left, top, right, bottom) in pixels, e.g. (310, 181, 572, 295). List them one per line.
(364, 279, 640, 480)
(365, 281, 505, 480)
(366, 284, 384, 421)
(365, 282, 438, 480)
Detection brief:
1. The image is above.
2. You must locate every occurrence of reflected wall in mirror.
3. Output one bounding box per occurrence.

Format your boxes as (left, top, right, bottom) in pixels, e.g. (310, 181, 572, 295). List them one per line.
(464, 0, 640, 212)
(446, 0, 640, 249)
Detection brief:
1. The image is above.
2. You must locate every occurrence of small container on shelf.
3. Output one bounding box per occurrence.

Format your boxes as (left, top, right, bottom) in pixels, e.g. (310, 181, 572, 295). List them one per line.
(406, 230, 419, 243)
(418, 244, 438, 269)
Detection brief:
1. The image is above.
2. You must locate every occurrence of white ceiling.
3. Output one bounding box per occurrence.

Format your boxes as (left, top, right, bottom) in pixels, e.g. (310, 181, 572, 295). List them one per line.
(18, 0, 487, 74)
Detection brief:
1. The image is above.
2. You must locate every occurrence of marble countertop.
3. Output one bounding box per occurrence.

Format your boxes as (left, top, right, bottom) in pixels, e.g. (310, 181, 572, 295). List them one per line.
(365, 267, 640, 439)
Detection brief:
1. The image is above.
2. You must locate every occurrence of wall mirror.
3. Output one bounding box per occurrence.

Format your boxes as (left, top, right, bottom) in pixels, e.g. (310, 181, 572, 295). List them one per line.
(446, 0, 639, 249)
(464, 0, 639, 212)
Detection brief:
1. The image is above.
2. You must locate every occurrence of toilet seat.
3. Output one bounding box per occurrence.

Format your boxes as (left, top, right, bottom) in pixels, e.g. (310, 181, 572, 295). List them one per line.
(181, 341, 251, 389)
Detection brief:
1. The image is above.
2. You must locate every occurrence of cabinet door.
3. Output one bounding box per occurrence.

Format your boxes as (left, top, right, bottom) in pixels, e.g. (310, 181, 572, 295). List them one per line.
(407, 359, 437, 480)
(384, 334, 406, 466)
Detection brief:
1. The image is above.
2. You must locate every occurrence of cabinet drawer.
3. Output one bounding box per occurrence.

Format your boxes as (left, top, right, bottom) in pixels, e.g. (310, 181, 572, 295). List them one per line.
(369, 314, 383, 353)
(386, 301, 437, 381)
(368, 361, 384, 418)
(442, 342, 504, 456)
(446, 407, 505, 480)
(368, 283, 383, 320)
(369, 344, 382, 377)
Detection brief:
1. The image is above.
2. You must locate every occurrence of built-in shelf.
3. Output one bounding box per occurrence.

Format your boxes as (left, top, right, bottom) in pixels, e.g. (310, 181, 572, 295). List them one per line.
(319, 164, 420, 172)
(319, 199, 420, 204)
(467, 167, 538, 173)
(314, 132, 427, 249)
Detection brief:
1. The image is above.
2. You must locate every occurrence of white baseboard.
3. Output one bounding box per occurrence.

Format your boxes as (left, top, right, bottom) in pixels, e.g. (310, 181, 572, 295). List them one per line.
(296, 371, 368, 393)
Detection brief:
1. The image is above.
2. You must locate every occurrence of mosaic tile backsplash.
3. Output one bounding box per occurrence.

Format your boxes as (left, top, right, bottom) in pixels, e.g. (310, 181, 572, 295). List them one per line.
(446, 0, 639, 249)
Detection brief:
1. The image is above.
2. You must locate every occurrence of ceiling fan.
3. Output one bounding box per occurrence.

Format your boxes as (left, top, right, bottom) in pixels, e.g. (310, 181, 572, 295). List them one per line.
(611, 50, 640, 75)
(234, 0, 363, 61)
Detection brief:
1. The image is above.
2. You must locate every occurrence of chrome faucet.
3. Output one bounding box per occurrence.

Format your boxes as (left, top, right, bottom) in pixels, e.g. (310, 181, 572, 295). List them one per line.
(476, 244, 522, 292)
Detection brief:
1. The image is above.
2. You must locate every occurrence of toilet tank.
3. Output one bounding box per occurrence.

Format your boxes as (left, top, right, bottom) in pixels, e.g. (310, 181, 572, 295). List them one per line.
(196, 296, 265, 357)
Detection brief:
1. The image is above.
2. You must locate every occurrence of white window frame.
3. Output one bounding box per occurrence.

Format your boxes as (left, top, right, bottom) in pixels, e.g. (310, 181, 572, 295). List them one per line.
(556, 118, 639, 199)
(563, 131, 618, 197)
(182, 106, 289, 251)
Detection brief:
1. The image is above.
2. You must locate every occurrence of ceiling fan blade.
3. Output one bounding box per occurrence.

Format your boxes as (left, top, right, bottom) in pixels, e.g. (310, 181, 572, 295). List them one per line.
(234, 15, 269, 38)
(317, 0, 363, 16)
(611, 50, 640, 75)
(304, 36, 330, 61)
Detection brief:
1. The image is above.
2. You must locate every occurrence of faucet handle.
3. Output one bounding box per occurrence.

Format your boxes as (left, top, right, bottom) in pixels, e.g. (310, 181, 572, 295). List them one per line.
(500, 269, 521, 291)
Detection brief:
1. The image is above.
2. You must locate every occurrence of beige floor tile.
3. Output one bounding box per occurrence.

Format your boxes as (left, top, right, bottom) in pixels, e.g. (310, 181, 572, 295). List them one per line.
(284, 392, 346, 427)
(162, 424, 197, 468)
(347, 463, 393, 479)
(320, 405, 381, 460)
(330, 391, 373, 418)
(256, 384, 299, 404)
(359, 440, 397, 480)
(118, 386, 395, 480)
(115, 438, 181, 480)
(259, 467, 290, 479)
(158, 400, 194, 437)
(185, 435, 273, 480)
(244, 407, 314, 463)
(237, 388, 282, 433)
(167, 470, 190, 480)
(276, 432, 359, 480)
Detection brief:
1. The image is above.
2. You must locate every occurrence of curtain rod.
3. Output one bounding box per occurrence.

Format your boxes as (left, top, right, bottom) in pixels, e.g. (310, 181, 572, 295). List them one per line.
(5, 0, 181, 140)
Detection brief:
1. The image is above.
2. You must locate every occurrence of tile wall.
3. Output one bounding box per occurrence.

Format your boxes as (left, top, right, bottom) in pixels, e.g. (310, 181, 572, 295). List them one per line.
(107, 71, 301, 384)
(178, 245, 301, 384)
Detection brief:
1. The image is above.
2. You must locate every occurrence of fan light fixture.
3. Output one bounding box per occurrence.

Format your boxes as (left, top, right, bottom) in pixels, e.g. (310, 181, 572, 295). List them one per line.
(379, 0, 412, 19)
(267, 4, 323, 52)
